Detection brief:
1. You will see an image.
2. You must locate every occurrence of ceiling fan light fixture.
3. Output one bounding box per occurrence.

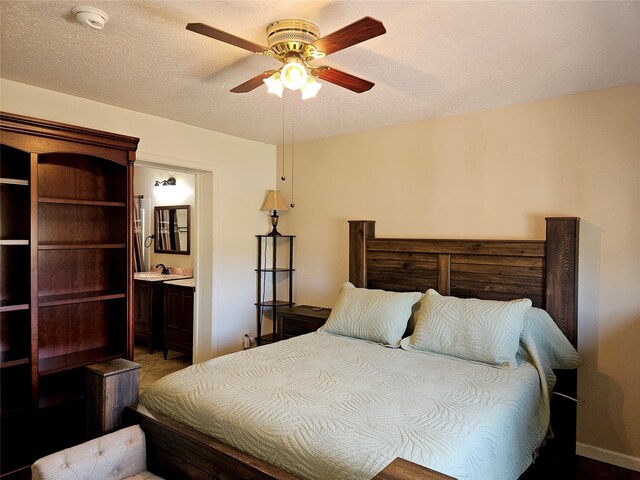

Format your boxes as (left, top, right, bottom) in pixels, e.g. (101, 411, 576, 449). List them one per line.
(263, 72, 284, 98)
(280, 61, 308, 90)
(300, 75, 322, 100)
(186, 17, 385, 96)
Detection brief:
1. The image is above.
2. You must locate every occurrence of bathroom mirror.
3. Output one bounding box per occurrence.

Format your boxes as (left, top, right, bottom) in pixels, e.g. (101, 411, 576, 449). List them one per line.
(154, 205, 190, 255)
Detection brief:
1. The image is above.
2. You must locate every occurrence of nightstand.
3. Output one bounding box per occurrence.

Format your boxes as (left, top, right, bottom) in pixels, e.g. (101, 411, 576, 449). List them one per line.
(276, 305, 331, 340)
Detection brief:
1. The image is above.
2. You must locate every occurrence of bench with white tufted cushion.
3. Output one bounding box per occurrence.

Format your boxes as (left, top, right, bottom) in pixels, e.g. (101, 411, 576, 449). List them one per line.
(31, 425, 163, 480)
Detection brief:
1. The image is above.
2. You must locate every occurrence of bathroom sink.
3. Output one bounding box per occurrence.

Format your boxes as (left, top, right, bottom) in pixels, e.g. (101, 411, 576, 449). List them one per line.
(134, 272, 192, 281)
(134, 272, 163, 279)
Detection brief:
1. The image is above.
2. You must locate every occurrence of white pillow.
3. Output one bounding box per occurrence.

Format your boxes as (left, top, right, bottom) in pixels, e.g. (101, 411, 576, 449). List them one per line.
(403, 289, 532, 368)
(318, 282, 422, 346)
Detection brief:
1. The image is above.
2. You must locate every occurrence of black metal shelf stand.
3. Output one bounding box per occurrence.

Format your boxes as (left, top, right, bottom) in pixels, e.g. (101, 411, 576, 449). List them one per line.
(255, 234, 294, 345)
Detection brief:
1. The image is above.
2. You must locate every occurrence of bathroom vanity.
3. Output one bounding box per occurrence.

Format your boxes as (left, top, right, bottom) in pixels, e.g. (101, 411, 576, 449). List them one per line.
(133, 272, 191, 353)
(163, 278, 195, 359)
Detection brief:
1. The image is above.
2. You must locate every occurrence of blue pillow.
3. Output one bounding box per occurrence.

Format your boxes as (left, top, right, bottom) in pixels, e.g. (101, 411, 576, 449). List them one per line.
(402, 289, 531, 368)
(319, 282, 422, 347)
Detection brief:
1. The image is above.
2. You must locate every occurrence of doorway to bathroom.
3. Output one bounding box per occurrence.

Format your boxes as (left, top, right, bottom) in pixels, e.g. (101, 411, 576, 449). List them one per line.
(132, 161, 214, 374)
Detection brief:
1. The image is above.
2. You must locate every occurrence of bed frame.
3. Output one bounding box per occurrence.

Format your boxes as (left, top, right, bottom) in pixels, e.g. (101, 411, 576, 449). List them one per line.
(348, 217, 580, 461)
(125, 216, 579, 479)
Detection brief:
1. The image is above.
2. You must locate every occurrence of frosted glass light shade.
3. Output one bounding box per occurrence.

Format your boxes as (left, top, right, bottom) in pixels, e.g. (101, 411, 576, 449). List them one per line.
(301, 76, 322, 100)
(263, 72, 284, 98)
(280, 62, 308, 90)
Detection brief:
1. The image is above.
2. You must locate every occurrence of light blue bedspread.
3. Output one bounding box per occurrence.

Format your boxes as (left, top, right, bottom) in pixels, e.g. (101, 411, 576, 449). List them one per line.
(141, 320, 580, 480)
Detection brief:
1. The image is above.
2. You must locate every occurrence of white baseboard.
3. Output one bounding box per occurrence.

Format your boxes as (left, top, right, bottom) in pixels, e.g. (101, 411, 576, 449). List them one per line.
(577, 443, 640, 472)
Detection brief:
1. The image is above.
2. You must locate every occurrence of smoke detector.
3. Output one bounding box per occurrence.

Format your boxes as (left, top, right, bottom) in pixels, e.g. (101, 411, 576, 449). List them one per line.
(72, 6, 109, 30)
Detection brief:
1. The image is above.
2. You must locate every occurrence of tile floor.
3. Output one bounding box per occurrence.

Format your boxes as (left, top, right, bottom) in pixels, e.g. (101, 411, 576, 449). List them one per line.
(134, 345, 191, 393)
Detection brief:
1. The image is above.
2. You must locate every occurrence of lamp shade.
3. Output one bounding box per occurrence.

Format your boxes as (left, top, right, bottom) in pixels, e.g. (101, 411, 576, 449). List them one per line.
(280, 61, 308, 90)
(260, 190, 289, 212)
(301, 75, 322, 100)
(263, 72, 284, 98)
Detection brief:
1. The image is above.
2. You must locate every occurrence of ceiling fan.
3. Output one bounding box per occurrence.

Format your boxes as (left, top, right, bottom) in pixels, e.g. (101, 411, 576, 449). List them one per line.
(186, 16, 386, 99)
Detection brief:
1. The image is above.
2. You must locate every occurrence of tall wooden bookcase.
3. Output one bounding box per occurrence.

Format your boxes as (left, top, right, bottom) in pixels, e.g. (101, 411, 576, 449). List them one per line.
(0, 112, 139, 476)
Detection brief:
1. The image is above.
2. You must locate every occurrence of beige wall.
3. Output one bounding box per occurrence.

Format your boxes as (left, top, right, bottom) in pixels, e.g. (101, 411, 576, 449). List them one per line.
(0, 79, 277, 361)
(279, 85, 640, 467)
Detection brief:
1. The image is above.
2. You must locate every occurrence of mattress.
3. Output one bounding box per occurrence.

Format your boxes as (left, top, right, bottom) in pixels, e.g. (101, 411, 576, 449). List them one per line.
(140, 332, 548, 480)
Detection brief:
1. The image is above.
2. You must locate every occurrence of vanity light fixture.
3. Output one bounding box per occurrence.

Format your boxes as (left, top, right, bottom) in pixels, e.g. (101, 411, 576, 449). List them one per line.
(154, 177, 176, 187)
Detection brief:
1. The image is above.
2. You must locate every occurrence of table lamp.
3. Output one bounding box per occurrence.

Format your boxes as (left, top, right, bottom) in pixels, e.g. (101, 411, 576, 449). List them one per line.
(260, 190, 289, 236)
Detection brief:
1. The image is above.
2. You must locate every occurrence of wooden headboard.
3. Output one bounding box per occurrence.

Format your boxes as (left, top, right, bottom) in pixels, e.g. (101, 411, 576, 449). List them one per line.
(348, 217, 579, 456)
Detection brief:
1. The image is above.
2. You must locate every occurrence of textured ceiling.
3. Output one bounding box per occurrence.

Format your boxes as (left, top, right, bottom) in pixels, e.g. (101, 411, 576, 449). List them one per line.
(1, 1, 639, 145)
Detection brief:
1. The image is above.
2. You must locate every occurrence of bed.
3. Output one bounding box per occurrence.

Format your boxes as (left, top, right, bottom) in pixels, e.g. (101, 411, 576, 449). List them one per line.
(125, 216, 580, 480)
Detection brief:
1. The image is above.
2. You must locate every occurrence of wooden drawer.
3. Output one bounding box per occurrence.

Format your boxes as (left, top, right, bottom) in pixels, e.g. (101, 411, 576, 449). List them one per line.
(277, 306, 331, 340)
(282, 316, 323, 338)
(134, 321, 149, 335)
(165, 330, 192, 347)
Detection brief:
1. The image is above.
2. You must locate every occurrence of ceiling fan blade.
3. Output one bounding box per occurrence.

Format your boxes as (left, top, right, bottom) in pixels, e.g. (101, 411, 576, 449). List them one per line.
(230, 70, 278, 93)
(312, 67, 375, 93)
(312, 17, 386, 56)
(186, 23, 267, 53)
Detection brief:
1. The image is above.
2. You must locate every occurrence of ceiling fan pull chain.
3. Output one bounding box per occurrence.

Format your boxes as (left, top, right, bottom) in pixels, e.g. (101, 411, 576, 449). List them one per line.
(290, 110, 295, 208)
(281, 97, 286, 181)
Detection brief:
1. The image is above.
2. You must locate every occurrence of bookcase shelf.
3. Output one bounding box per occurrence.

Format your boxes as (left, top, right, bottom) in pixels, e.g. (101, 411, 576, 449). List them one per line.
(0, 178, 29, 186)
(0, 136, 34, 473)
(0, 301, 30, 312)
(0, 112, 139, 475)
(38, 243, 127, 250)
(0, 351, 30, 368)
(38, 197, 127, 207)
(39, 346, 125, 376)
(38, 290, 126, 307)
(0, 239, 29, 245)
